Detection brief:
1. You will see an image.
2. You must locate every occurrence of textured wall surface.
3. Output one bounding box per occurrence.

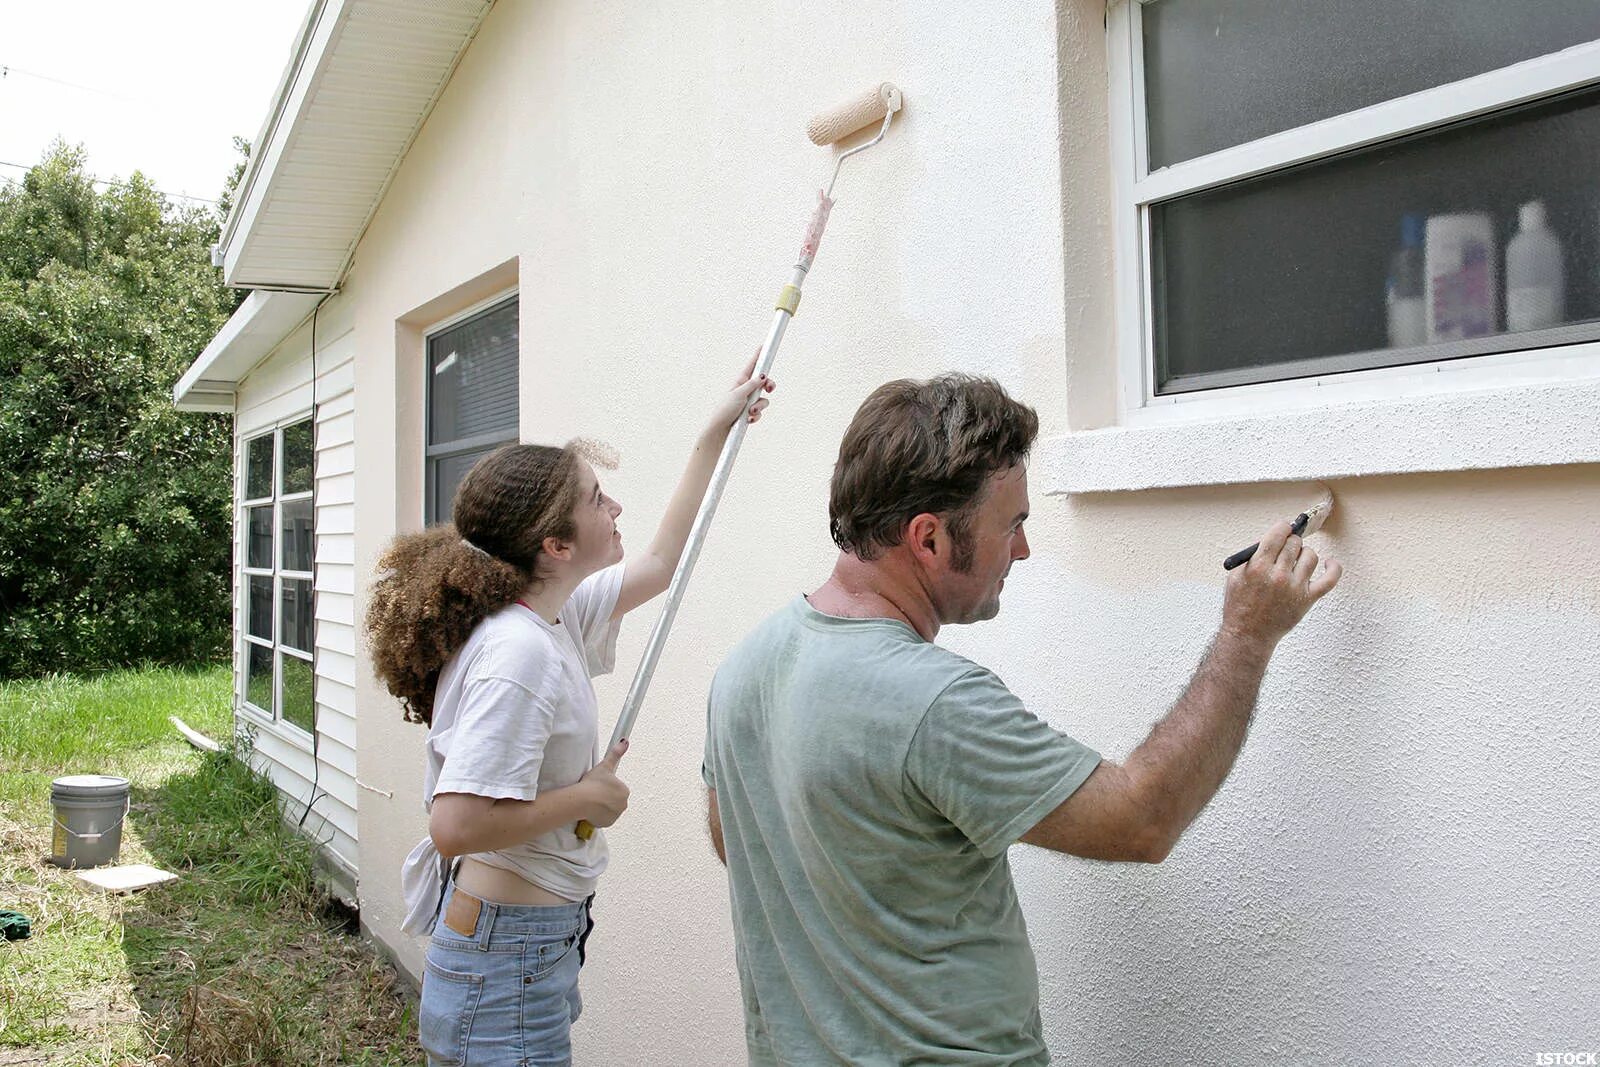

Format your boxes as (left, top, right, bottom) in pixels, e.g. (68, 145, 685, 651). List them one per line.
(346, 1, 1600, 1062)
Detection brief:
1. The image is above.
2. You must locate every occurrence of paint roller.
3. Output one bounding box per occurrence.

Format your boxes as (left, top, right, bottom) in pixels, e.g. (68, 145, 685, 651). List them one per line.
(575, 83, 906, 840)
(1222, 489, 1335, 570)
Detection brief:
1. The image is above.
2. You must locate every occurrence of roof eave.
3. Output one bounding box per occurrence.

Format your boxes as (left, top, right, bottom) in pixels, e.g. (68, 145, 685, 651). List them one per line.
(214, 0, 342, 284)
(172, 290, 325, 411)
(176, 0, 494, 412)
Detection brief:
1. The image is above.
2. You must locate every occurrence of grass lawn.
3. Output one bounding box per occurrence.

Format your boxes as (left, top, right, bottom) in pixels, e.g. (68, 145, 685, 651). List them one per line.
(0, 665, 423, 1066)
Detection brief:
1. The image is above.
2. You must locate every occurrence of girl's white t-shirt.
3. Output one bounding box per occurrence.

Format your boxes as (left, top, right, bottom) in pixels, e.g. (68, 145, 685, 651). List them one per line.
(399, 563, 624, 933)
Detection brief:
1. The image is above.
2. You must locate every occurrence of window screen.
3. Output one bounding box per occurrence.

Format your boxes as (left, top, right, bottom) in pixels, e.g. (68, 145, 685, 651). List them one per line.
(1150, 86, 1600, 393)
(1142, 0, 1600, 168)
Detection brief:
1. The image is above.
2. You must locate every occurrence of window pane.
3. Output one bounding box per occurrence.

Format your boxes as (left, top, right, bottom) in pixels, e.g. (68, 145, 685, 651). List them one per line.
(247, 575, 273, 640)
(245, 641, 273, 714)
(281, 653, 315, 734)
(1151, 86, 1600, 393)
(1143, 0, 1600, 167)
(280, 578, 314, 654)
(282, 420, 314, 495)
(246, 435, 274, 499)
(429, 298, 518, 446)
(246, 505, 274, 569)
(281, 498, 313, 573)
(428, 448, 495, 525)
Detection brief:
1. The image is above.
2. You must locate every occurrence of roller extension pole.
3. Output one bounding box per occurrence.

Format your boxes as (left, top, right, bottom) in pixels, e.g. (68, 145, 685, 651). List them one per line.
(576, 84, 902, 841)
(611, 263, 803, 743)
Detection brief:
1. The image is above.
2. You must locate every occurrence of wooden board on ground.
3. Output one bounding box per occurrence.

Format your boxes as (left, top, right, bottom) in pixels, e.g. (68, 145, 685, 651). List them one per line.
(74, 864, 179, 893)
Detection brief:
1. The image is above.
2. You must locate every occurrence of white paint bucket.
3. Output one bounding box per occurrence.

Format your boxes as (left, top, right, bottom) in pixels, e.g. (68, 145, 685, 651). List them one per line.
(48, 774, 130, 869)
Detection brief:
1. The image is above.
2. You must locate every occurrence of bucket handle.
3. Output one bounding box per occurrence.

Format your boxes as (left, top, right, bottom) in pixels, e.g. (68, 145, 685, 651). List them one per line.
(52, 797, 129, 843)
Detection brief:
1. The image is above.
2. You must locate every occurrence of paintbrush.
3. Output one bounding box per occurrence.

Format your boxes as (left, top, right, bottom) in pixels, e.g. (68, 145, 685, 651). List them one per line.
(1223, 492, 1335, 571)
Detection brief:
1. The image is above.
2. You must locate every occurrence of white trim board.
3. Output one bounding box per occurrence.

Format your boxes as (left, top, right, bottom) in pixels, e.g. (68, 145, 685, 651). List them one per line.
(1043, 377, 1600, 494)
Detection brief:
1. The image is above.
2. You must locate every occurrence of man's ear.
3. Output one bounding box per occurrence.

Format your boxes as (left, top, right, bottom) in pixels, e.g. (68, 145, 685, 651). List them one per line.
(542, 535, 573, 562)
(905, 513, 943, 567)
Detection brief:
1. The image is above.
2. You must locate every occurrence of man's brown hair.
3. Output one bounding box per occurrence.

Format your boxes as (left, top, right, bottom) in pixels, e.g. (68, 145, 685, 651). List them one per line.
(829, 374, 1038, 568)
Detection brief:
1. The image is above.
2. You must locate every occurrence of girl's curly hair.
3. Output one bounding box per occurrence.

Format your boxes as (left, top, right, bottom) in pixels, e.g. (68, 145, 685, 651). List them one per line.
(365, 443, 584, 726)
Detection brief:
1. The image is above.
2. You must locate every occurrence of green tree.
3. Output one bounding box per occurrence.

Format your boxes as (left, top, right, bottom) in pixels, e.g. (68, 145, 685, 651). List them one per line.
(0, 143, 239, 677)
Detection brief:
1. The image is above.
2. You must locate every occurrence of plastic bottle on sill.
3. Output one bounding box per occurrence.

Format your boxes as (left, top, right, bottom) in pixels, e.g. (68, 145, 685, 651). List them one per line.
(1425, 212, 1498, 342)
(1385, 213, 1427, 349)
(1505, 199, 1565, 333)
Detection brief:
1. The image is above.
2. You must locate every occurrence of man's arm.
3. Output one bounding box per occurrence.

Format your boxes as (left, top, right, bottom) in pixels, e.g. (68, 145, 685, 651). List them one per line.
(1022, 520, 1341, 863)
(707, 788, 726, 865)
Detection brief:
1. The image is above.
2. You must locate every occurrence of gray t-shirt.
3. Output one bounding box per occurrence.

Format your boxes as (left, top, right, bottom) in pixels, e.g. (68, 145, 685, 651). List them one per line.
(703, 597, 1101, 1066)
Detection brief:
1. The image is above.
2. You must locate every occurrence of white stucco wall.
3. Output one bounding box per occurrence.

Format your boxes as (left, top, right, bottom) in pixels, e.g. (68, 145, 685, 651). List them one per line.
(344, 1, 1599, 1062)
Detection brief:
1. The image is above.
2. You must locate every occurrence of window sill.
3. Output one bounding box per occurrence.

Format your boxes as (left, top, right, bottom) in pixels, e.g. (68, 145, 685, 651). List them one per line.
(237, 703, 315, 753)
(1041, 376, 1600, 494)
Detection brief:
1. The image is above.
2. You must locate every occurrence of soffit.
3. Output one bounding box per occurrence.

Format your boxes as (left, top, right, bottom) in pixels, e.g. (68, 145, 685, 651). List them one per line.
(221, 0, 494, 291)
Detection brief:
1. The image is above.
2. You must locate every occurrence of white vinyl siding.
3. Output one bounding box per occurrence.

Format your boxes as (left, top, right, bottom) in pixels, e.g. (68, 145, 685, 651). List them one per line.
(233, 292, 359, 879)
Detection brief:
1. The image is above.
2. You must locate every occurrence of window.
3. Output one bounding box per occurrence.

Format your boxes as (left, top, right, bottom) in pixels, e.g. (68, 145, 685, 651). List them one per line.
(1111, 1, 1600, 405)
(241, 418, 315, 734)
(425, 295, 518, 523)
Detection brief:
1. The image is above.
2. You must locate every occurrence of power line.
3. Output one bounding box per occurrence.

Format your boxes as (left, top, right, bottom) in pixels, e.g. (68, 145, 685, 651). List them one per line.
(0, 158, 219, 206)
(0, 63, 225, 207)
(0, 62, 139, 103)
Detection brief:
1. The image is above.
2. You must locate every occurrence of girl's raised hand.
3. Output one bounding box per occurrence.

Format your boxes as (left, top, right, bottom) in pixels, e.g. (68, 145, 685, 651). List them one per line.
(707, 348, 776, 435)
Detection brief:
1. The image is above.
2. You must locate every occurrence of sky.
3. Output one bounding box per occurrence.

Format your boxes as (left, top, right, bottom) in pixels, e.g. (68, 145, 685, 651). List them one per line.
(0, 2, 310, 209)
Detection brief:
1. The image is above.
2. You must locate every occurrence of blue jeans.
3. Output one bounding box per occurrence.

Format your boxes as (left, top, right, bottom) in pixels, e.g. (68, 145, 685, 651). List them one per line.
(420, 882, 590, 1066)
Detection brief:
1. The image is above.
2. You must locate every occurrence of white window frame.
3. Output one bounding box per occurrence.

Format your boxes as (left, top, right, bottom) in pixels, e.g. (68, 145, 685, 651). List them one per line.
(1107, 0, 1600, 430)
(422, 287, 519, 526)
(240, 416, 315, 740)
